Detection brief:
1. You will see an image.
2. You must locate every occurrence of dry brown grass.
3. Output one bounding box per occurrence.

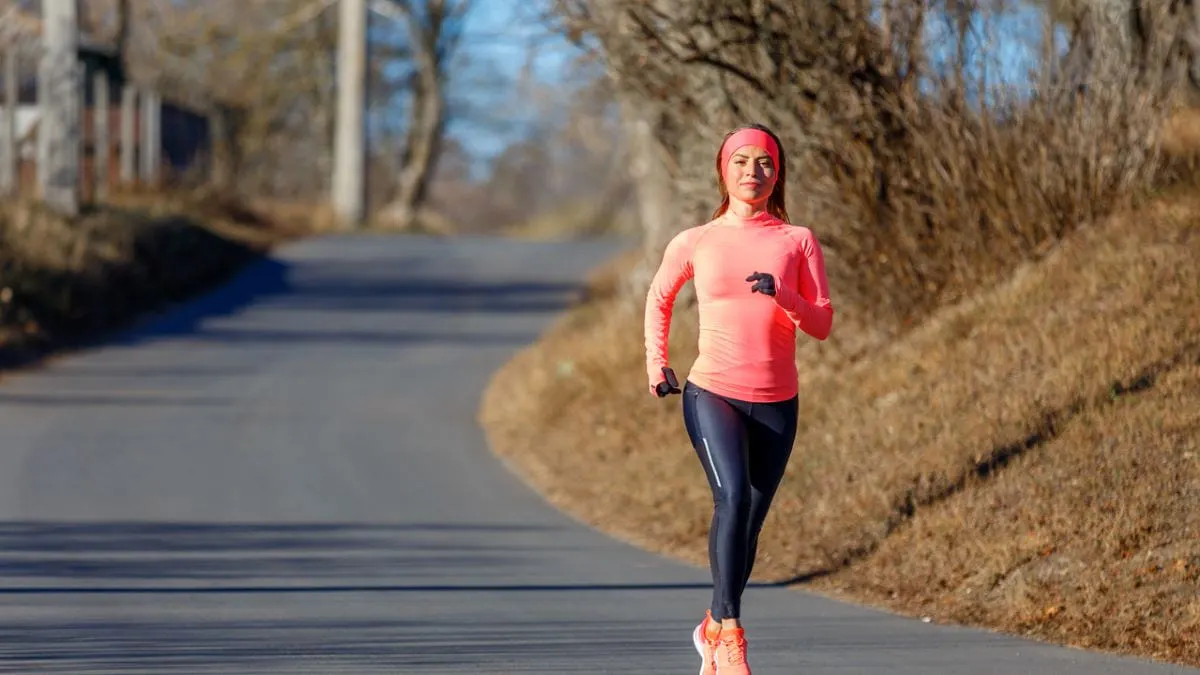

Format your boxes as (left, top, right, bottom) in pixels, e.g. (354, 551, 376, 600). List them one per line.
(1161, 106, 1200, 161)
(817, 360, 1200, 663)
(0, 187, 312, 372)
(837, 88, 1166, 318)
(479, 190, 1200, 667)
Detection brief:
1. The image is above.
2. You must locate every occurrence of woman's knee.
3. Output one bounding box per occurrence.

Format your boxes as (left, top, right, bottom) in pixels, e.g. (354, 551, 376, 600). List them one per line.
(713, 482, 752, 518)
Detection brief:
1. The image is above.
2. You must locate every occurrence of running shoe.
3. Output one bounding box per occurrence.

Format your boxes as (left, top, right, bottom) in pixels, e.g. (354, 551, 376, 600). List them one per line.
(715, 626, 751, 675)
(691, 609, 720, 675)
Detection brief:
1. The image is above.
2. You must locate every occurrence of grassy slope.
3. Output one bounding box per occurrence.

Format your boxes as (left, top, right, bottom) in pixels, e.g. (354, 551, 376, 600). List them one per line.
(0, 189, 316, 372)
(479, 189, 1200, 666)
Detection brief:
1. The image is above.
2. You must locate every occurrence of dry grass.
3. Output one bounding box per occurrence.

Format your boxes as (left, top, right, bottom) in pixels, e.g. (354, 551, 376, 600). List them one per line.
(0, 187, 313, 372)
(503, 2, 1198, 662)
(817, 360, 1200, 663)
(1161, 106, 1200, 161)
(479, 190, 1200, 667)
(837, 88, 1166, 319)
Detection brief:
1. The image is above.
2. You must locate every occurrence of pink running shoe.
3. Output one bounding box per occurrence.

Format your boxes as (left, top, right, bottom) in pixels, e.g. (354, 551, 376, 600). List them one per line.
(691, 609, 720, 675)
(715, 626, 751, 675)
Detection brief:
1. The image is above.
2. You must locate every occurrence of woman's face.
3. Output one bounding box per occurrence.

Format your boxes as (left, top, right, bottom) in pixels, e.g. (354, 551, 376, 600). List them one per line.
(724, 145, 778, 204)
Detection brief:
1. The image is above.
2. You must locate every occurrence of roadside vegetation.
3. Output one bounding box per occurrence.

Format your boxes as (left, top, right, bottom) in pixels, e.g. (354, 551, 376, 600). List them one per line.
(0, 187, 321, 374)
(481, 1, 1200, 667)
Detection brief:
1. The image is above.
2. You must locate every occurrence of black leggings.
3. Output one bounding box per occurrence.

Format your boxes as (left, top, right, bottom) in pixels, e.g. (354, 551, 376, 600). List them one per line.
(682, 381, 798, 621)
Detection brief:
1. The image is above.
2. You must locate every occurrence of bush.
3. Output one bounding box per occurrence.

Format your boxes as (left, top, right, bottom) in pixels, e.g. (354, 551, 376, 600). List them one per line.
(555, 0, 1187, 325)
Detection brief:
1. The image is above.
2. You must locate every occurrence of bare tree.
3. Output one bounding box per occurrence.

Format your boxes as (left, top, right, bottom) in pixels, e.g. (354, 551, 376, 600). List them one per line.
(110, 0, 476, 226)
(370, 0, 472, 230)
(1031, 0, 1200, 99)
(551, 0, 1183, 321)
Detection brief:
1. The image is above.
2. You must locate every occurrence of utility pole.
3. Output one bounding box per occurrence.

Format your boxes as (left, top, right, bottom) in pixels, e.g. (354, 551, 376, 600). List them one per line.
(332, 0, 366, 228)
(37, 0, 81, 216)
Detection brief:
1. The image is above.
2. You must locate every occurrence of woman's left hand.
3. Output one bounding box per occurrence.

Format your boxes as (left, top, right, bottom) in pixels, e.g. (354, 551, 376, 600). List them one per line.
(745, 271, 776, 296)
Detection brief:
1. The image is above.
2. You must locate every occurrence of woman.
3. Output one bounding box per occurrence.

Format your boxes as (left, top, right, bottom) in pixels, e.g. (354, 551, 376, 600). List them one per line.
(643, 124, 834, 675)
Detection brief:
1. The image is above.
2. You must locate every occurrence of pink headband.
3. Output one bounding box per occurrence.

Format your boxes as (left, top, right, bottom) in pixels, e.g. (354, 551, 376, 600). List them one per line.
(720, 129, 780, 178)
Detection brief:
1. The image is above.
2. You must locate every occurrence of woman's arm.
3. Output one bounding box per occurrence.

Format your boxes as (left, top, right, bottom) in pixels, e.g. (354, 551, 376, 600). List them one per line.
(774, 228, 834, 341)
(644, 229, 697, 391)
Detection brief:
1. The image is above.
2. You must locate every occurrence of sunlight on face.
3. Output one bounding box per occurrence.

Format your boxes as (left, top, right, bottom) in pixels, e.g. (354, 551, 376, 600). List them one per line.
(725, 145, 777, 204)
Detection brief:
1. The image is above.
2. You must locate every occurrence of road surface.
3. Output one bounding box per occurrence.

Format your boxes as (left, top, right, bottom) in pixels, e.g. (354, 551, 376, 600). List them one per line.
(0, 235, 1192, 674)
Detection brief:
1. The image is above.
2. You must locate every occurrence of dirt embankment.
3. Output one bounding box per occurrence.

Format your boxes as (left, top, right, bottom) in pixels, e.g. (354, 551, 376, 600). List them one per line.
(479, 191, 1200, 667)
(0, 188, 319, 374)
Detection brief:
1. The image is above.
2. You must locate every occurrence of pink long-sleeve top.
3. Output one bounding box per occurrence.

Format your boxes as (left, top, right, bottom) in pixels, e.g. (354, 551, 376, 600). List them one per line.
(644, 210, 834, 402)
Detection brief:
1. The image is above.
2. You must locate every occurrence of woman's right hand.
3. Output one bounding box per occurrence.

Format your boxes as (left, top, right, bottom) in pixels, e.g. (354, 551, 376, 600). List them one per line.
(652, 367, 682, 398)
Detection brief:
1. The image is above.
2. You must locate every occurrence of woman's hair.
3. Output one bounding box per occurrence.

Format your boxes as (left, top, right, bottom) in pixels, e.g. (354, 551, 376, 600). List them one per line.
(711, 123, 790, 223)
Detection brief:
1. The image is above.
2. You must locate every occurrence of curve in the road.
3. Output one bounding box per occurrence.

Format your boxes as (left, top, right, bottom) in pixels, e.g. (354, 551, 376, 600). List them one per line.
(0, 234, 1192, 674)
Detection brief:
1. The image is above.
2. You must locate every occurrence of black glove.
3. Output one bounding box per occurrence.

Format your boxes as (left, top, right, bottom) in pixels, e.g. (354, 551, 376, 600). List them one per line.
(745, 271, 776, 296)
(655, 366, 681, 397)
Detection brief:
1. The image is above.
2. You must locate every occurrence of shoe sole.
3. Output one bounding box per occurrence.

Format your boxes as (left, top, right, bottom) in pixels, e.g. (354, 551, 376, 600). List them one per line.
(692, 624, 711, 675)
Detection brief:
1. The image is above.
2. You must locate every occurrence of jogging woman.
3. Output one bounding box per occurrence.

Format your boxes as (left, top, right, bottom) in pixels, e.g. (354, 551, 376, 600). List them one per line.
(643, 124, 834, 675)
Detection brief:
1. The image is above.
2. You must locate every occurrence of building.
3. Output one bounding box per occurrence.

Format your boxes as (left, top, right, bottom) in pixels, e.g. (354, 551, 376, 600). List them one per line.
(1, 13, 213, 201)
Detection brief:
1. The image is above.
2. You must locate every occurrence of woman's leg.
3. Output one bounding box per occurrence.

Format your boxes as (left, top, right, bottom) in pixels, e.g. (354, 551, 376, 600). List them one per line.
(739, 396, 799, 597)
(682, 382, 753, 622)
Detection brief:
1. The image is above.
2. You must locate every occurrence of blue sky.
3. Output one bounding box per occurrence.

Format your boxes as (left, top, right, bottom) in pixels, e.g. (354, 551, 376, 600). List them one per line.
(443, 0, 579, 170)
(922, 1, 1048, 101)
(362, 0, 578, 177)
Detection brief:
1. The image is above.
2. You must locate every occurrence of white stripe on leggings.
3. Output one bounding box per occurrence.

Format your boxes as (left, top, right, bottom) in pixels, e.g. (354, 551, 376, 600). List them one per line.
(702, 436, 722, 488)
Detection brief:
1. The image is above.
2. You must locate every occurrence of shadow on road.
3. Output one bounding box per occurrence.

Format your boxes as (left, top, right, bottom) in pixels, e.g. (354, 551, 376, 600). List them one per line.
(0, 521, 731, 594)
(98, 253, 594, 351)
(0, 393, 230, 407)
(0, 521, 717, 671)
(0, 616, 689, 673)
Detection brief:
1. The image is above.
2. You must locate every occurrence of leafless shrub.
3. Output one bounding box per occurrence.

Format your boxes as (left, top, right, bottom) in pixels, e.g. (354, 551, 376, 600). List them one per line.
(555, 0, 1191, 325)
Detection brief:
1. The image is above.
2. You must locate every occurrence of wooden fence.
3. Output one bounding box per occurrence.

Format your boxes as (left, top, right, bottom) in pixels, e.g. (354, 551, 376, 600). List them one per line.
(0, 41, 212, 205)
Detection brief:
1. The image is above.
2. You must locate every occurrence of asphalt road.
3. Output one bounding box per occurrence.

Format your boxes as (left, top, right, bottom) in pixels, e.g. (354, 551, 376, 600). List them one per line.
(0, 235, 1193, 674)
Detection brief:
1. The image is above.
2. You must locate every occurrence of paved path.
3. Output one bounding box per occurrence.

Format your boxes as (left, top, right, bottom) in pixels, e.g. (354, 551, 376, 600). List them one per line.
(0, 235, 1192, 674)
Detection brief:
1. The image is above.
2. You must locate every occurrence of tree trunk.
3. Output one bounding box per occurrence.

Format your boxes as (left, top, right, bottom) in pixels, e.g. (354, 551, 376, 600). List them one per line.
(38, 0, 82, 216)
(386, 1, 454, 231)
(1042, 0, 1057, 89)
(209, 103, 243, 192)
(117, 0, 131, 69)
(1186, 0, 1200, 96)
(951, 0, 971, 109)
(388, 65, 444, 230)
(1, 48, 17, 197)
